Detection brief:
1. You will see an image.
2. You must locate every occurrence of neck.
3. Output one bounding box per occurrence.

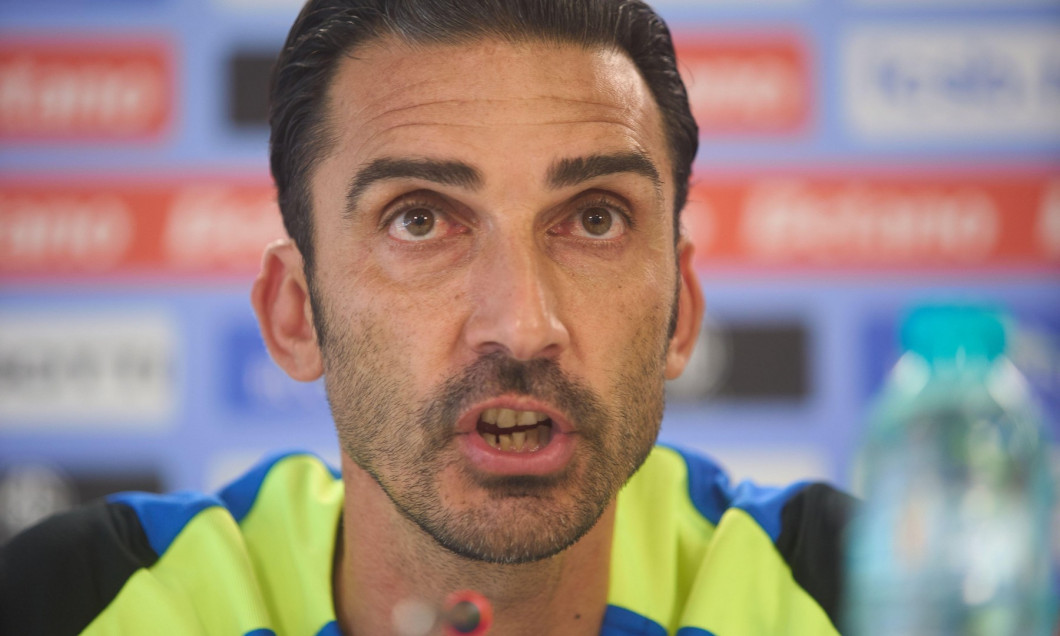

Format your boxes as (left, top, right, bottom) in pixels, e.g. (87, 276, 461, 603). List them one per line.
(333, 455, 614, 636)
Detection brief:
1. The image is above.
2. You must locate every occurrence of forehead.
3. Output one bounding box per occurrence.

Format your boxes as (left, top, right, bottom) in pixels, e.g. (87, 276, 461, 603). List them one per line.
(319, 36, 670, 188)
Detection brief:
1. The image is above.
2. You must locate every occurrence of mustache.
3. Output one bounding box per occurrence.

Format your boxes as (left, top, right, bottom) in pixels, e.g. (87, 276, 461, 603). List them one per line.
(422, 352, 605, 433)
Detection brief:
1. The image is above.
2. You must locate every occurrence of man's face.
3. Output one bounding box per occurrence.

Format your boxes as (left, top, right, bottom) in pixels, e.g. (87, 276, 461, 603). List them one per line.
(308, 37, 684, 563)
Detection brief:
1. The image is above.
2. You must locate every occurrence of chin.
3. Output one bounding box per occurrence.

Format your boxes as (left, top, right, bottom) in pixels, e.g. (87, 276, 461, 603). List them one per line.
(410, 478, 610, 565)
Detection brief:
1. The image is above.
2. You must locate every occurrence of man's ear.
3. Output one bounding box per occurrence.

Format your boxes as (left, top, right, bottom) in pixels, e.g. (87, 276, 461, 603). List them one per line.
(665, 235, 706, 380)
(251, 238, 324, 382)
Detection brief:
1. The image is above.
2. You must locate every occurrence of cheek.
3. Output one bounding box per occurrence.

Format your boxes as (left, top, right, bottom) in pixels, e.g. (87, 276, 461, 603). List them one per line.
(327, 237, 468, 318)
(330, 272, 470, 379)
(373, 236, 475, 289)
(565, 267, 673, 370)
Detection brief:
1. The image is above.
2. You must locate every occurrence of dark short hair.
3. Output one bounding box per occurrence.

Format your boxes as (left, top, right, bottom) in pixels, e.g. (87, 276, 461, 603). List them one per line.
(269, 0, 699, 276)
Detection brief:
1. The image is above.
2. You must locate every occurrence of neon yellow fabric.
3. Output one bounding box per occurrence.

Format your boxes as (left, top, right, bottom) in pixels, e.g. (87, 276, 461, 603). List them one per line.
(678, 509, 838, 635)
(238, 454, 344, 635)
(82, 506, 271, 636)
(609, 446, 840, 636)
(83, 455, 342, 636)
(80, 448, 839, 636)
(609, 446, 716, 632)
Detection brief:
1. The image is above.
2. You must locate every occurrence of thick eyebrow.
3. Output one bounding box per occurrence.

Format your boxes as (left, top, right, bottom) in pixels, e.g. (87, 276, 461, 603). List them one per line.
(345, 157, 482, 218)
(546, 151, 662, 193)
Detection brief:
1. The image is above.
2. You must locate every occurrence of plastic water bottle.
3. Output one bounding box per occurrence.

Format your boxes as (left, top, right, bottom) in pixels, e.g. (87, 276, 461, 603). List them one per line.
(844, 305, 1057, 636)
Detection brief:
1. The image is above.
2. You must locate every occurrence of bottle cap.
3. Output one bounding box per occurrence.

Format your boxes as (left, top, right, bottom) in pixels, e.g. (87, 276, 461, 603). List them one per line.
(900, 304, 1007, 362)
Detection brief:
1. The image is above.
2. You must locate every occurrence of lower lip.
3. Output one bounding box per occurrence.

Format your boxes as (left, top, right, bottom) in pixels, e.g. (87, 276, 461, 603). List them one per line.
(459, 429, 575, 475)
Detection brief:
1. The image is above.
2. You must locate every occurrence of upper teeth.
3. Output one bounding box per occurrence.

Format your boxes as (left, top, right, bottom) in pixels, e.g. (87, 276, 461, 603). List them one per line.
(481, 408, 549, 428)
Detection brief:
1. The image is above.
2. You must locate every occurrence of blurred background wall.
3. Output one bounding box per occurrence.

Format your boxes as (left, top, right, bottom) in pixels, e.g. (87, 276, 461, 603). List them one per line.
(1, 0, 1058, 542)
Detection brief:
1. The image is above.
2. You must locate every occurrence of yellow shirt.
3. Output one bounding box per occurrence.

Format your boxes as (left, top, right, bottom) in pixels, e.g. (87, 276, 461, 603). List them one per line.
(0, 447, 853, 635)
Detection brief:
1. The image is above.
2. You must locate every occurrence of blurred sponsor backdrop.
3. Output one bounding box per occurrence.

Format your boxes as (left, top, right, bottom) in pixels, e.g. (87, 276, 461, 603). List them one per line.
(1, 0, 1058, 541)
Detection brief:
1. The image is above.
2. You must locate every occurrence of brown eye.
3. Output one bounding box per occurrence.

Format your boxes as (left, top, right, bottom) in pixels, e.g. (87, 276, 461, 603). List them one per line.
(401, 209, 435, 237)
(581, 208, 614, 236)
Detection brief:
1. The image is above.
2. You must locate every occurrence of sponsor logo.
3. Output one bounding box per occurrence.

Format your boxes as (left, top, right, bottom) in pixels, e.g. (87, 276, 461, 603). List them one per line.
(164, 185, 287, 269)
(0, 178, 284, 277)
(843, 26, 1060, 140)
(744, 180, 999, 262)
(686, 173, 1058, 269)
(1038, 180, 1060, 259)
(676, 35, 810, 133)
(0, 39, 172, 140)
(0, 313, 176, 426)
(0, 190, 134, 272)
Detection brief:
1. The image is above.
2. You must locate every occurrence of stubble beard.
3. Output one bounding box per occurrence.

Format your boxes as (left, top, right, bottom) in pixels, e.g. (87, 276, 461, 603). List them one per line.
(316, 298, 671, 565)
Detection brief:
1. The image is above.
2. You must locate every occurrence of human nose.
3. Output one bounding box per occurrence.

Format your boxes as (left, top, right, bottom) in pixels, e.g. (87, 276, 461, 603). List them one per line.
(463, 234, 570, 361)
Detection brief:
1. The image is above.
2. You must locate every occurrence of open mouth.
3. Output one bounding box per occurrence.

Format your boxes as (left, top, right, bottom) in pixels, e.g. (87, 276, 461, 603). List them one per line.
(476, 407, 553, 452)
